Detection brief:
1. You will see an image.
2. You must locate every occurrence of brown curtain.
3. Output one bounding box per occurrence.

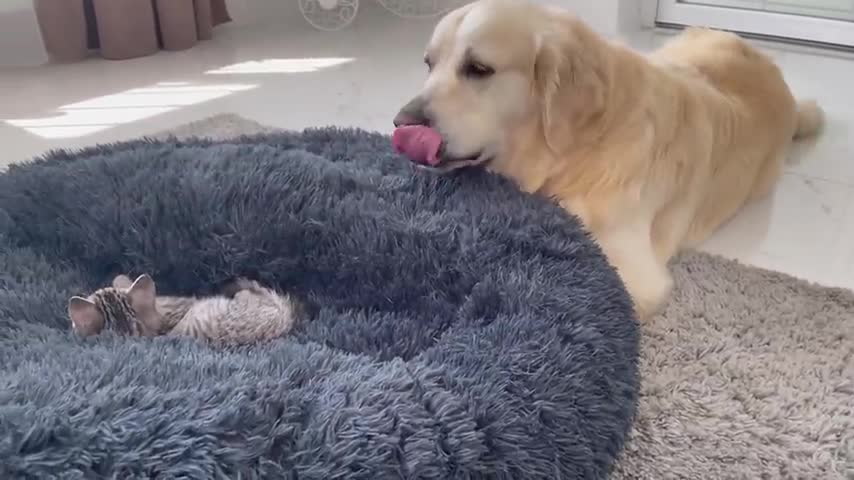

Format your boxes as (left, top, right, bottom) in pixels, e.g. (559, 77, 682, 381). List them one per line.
(34, 0, 231, 62)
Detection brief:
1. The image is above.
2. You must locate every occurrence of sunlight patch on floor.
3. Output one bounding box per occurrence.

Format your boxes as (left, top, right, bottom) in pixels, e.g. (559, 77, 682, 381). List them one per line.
(205, 57, 355, 74)
(3, 82, 257, 139)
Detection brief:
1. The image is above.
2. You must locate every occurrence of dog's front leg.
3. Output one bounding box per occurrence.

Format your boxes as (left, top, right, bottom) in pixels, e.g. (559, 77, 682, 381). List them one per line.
(596, 215, 673, 320)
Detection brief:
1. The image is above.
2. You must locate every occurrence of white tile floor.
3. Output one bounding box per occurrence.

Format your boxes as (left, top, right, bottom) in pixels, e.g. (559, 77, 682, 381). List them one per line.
(2, 3, 854, 290)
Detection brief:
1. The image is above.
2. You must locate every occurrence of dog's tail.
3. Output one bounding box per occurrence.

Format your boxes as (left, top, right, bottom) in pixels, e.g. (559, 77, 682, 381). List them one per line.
(793, 99, 824, 140)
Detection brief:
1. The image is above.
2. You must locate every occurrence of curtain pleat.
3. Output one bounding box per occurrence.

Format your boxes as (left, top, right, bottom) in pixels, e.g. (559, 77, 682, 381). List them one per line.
(35, 0, 232, 62)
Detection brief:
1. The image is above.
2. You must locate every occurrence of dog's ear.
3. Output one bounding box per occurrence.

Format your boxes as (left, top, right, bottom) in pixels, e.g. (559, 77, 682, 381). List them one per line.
(534, 28, 606, 154)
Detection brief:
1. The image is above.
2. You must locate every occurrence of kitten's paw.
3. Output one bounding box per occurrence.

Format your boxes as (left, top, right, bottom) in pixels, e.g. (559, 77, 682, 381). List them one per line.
(221, 277, 262, 297)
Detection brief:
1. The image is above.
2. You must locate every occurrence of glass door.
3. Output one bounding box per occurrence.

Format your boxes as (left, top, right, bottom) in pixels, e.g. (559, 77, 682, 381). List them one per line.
(657, 0, 854, 46)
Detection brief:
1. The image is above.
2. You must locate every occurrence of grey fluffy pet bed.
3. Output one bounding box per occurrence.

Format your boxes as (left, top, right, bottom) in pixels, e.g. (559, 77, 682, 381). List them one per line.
(0, 129, 638, 479)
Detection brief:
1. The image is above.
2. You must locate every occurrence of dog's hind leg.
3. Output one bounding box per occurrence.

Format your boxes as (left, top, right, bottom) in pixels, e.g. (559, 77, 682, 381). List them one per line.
(749, 100, 822, 203)
(747, 149, 785, 203)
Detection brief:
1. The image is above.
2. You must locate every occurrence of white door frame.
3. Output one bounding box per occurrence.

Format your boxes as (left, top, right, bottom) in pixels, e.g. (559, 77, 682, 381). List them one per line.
(656, 0, 854, 47)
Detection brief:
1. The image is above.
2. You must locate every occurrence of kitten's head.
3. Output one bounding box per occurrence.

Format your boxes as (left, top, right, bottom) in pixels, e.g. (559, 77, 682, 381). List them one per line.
(68, 274, 160, 337)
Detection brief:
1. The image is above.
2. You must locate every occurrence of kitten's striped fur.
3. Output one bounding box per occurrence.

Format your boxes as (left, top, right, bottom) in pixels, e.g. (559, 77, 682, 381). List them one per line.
(79, 288, 157, 336)
(68, 275, 301, 345)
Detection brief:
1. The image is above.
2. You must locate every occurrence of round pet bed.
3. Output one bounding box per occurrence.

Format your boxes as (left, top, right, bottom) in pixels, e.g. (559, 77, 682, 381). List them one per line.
(0, 129, 638, 479)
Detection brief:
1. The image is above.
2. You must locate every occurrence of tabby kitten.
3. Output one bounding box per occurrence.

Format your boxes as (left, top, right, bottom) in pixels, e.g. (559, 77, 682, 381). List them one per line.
(68, 274, 302, 345)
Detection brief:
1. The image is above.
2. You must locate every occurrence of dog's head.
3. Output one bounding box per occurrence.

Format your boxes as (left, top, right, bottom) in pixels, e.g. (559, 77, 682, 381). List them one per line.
(393, 0, 607, 172)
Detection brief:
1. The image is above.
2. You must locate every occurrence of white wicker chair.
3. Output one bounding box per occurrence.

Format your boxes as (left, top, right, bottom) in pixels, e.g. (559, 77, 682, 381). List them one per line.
(299, 0, 464, 31)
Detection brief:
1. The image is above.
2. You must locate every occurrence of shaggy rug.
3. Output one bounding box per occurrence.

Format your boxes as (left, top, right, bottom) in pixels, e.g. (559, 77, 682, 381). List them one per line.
(0, 127, 639, 478)
(166, 116, 854, 479)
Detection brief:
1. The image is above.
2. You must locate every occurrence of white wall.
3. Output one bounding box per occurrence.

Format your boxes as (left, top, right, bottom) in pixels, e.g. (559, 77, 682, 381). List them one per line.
(223, 0, 298, 27)
(0, 0, 48, 67)
(0, 0, 31, 12)
(534, 0, 650, 35)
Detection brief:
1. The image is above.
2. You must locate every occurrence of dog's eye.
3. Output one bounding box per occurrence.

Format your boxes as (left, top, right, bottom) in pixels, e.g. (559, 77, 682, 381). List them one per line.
(462, 61, 494, 79)
(424, 56, 433, 72)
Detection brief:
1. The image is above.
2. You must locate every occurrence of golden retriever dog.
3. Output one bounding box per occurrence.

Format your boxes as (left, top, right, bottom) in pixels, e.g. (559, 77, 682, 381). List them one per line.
(393, 0, 823, 319)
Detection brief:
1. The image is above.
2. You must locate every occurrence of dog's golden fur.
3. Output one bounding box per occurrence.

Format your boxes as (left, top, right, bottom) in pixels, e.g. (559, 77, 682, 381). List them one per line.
(397, 0, 823, 318)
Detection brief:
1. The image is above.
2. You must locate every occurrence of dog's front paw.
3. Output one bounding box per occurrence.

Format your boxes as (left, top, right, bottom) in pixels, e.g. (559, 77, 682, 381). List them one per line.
(627, 268, 673, 321)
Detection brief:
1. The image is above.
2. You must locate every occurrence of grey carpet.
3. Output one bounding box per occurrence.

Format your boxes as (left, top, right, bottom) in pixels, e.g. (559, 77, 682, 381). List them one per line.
(163, 115, 854, 479)
(0, 124, 639, 478)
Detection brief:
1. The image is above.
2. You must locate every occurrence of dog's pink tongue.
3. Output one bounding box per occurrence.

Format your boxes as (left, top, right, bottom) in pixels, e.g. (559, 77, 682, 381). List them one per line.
(392, 125, 442, 166)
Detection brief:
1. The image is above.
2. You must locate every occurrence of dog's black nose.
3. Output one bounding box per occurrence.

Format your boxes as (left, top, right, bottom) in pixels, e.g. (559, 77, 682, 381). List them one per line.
(393, 96, 431, 127)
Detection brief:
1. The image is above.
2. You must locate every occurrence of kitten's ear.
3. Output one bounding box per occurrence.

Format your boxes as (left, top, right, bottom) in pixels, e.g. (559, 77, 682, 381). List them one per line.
(68, 296, 102, 336)
(128, 274, 157, 312)
(112, 274, 133, 289)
